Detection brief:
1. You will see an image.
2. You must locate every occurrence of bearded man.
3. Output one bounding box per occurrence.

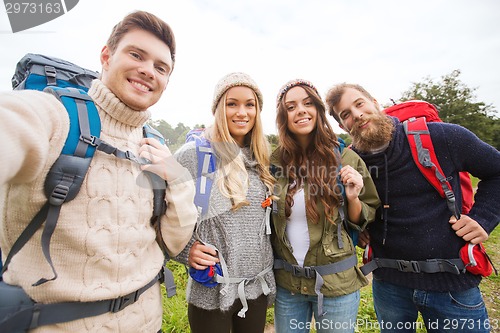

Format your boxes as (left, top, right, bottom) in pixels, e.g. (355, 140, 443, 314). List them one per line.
(325, 83, 500, 333)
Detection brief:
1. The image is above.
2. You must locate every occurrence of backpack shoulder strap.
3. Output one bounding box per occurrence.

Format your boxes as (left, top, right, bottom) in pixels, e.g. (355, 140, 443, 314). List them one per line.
(403, 117, 459, 218)
(194, 136, 216, 218)
(334, 138, 359, 248)
(1, 87, 101, 283)
(142, 126, 167, 215)
(337, 137, 346, 153)
(185, 128, 217, 217)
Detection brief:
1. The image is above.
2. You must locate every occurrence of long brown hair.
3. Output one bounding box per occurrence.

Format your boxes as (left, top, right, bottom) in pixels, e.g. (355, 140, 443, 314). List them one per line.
(276, 84, 341, 224)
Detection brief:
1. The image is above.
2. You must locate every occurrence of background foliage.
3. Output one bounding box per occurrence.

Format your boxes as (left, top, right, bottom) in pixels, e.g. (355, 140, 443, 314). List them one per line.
(399, 70, 499, 149)
(151, 70, 499, 150)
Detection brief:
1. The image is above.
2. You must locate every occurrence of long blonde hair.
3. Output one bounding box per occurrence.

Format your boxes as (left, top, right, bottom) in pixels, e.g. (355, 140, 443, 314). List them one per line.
(206, 91, 275, 210)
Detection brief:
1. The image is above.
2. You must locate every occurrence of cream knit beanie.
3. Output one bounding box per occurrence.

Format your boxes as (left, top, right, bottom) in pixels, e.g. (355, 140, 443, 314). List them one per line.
(211, 72, 264, 114)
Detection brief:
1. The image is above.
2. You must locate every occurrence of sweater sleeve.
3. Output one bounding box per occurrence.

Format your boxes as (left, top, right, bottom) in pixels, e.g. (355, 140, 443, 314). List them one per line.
(160, 167, 197, 257)
(438, 123, 500, 233)
(0, 90, 69, 186)
(159, 141, 200, 257)
(162, 143, 198, 258)
(342, 149, 381, 231)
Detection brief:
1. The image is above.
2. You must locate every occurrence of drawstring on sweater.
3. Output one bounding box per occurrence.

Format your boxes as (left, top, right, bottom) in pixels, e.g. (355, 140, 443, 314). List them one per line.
(382, 153, 389, 245)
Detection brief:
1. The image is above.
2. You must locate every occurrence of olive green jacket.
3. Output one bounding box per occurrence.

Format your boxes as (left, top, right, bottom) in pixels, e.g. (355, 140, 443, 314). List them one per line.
(271, 147, 380, 297)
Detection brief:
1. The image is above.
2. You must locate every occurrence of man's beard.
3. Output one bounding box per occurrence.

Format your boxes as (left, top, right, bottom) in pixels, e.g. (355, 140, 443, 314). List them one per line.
(350, 114, 394, 153)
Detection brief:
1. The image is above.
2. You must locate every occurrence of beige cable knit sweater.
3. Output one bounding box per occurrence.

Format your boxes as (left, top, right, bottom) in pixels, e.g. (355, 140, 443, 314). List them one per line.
(0, 80, 197, 332)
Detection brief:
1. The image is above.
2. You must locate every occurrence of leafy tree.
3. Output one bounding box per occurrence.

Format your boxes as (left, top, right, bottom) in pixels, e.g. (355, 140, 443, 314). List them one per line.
(147, 119, 175, 145)
(337, 133, 352, 147)
(173, 123, 190, 140)
(266, 134, 278, 151)
(400, 70, 499, 149)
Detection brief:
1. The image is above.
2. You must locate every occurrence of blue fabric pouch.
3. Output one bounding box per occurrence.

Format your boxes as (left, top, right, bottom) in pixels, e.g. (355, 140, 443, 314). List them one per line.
(189, 264, 222, 288)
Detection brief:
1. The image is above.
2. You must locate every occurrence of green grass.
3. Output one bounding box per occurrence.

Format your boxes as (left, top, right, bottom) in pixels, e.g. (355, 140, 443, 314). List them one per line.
(480, 227, 500, 323)
(161, 226, 500, 332)
(471, 176, 479, 188)
(161, 261, 190, 333)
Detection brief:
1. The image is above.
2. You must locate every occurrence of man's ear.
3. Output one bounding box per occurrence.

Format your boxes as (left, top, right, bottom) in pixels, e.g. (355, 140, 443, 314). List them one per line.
(100, 45, 110, 69)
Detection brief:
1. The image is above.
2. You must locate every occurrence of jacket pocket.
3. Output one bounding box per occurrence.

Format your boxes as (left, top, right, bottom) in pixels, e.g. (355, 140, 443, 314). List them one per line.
(322, 225, 355, 259)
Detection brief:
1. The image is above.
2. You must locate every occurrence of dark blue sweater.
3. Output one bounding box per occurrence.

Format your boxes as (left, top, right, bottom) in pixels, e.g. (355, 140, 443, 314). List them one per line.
(354, 117, 500, 291)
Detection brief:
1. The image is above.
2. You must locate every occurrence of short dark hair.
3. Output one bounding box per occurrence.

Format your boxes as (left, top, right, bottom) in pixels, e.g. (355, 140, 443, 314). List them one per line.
(106, 11, 176, 66)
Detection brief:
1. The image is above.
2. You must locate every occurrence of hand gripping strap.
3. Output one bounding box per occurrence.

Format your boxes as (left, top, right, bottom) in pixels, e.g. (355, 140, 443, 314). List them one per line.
(335, 138, 360, 248)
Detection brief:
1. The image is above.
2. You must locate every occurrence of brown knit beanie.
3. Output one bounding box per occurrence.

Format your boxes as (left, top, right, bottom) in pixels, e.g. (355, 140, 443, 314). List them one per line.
(211, 72, 264, 114)
(276, 79, 319, 107)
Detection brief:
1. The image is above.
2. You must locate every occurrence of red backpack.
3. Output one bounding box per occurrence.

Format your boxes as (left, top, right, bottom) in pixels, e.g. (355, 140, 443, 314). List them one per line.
(359, 101, 497, 277)
(383, 100, 473, 215)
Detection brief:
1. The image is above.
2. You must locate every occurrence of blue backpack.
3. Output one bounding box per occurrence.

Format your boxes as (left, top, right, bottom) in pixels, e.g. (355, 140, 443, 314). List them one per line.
(185, 128, 217, 218)
(184, 129, 222, 287)
(0, 53, 174, 332)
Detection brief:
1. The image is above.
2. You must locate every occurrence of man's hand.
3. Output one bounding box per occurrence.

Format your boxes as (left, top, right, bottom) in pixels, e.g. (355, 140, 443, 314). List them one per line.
(139, 138, 186, 183)
(449, 215, 488, 244)
(357, 229, 370, 248)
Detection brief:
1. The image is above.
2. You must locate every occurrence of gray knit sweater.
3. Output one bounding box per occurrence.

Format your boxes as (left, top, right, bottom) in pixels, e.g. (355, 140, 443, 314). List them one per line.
(174, 141, 276, 311)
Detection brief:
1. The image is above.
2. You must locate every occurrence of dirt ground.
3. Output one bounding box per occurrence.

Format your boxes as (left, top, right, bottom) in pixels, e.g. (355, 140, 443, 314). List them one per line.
(264, 324, 275, 333)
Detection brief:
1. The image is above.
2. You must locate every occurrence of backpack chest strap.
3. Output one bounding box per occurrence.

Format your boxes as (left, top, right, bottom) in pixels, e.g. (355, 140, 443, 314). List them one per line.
(213, 264, 273, 318)
(360, 257, 465, 275)
(274, 255, 357, 316)
(195, 241, 272, 318)
(0, 272, 162, 332)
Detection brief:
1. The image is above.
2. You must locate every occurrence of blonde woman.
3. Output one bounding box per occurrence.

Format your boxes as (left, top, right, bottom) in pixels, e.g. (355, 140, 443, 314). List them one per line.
(174, 72, 276, 333)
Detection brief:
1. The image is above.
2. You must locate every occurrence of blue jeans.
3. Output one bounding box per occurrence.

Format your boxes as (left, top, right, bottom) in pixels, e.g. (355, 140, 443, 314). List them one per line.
(372, 278, 490, 333)
(274, 286, 360, 333)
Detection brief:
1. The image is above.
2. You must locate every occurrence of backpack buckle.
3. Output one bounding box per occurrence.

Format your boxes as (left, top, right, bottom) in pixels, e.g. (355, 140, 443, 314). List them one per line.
(44, 65, 57, 86)
(110, 289, 140, 313)
(396, 260, 421, 273)
(444, 189, 456, 203)
(291, 265, 316, 278)
(49, 184, 70, 205)
(80, 134, 98, 147)
(303, 266, 316, 278)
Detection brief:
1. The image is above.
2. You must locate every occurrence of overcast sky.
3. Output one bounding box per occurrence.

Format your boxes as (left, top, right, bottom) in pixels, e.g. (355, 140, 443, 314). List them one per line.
(1, 0, 499, 134)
